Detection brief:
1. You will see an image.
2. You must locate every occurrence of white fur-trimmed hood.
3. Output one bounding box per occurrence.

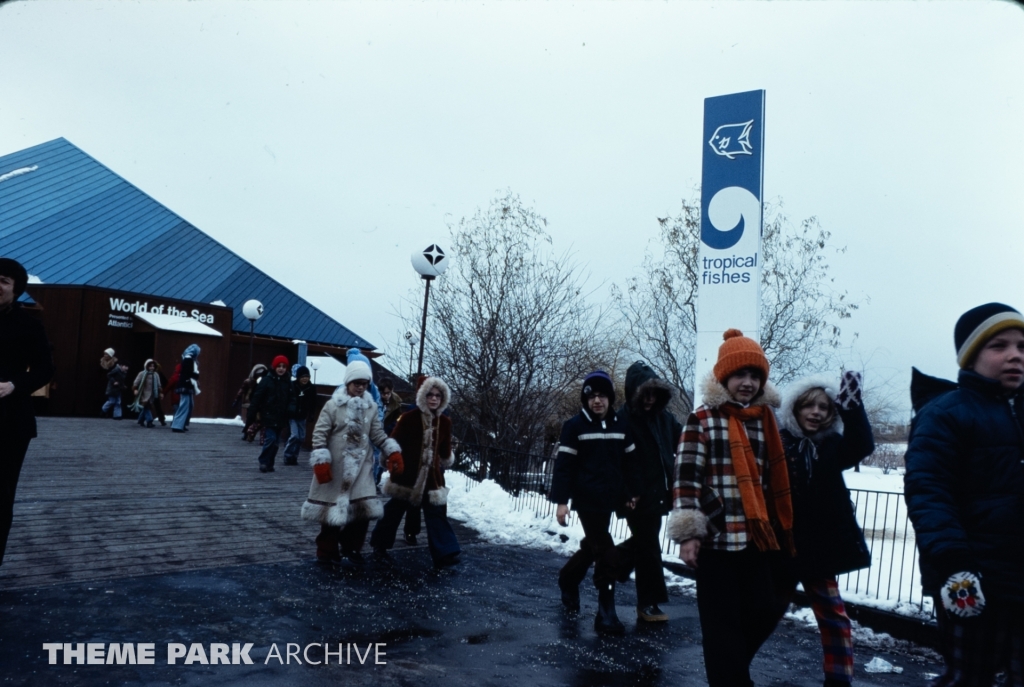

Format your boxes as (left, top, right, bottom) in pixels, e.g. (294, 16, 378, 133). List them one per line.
(778, 374, 843, 438)
(331, 385, 375, 409)
(698, 372, 781, 410)
(416, 377, 451, 415)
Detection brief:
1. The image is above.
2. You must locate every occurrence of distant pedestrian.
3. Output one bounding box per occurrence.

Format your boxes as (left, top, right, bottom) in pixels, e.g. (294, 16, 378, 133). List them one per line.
(303, 360, 402, 565)
(102, 361, 130, 420)
(668, 329, 794, 687)
(234, 363, 268, 440)
(0, 257, 54, 567)
(249, 355, 291, 472)
(370, 376, 462, 568)
(283, 365, 317, 466)
(779, 372, 874, 687)
(170, 344, 200, 433)
(551, 370, 637, 635)
(130, 359, 163, 428)
(150, 361, 167, 426)
(905, 303, 1024, 687)
(379, 377, 403, 435)
(616, 361, 683, 624)
(99, 348, 117, 371)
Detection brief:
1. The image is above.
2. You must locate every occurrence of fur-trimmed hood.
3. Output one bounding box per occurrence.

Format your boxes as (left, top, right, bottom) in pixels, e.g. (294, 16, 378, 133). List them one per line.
(778, 374, 843, 439)
(248, 363, 268, 380)
(624, 360, 672, 416)
(698, 371, 780, 411)
(330, 384, 375, 409)
(416, 377, 451, 415)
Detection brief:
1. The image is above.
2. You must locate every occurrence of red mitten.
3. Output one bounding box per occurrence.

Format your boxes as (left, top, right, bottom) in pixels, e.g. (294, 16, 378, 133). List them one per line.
(313, 463, 333, 484)
(386, 452, 404, 477)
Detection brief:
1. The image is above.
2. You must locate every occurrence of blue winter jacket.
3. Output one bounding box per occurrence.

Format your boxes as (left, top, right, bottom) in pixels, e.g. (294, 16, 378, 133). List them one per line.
(904, 369, 1024, 602)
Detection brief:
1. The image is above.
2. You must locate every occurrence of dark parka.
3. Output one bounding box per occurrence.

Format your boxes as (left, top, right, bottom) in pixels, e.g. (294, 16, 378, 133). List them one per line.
(904, 368, 1024, 603)
(550, 406, 637, 514)
(0, 303, 54, 438)
(105, 365, 128, 398)
(249, 372, 292, 430)
(288, 379, 318, 422)
(621, 362, 683, 518)
(778, 375, 874, 580)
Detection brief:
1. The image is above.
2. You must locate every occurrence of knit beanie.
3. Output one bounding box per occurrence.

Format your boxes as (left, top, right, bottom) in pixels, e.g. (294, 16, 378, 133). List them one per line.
(581, 370, 615, 407)
(271, 354, 289, 369)
(713, 328, 770, 383)
(955, 303, 1024, 369)
(344, 360, 372, 384)
(104, 348, 115, 357)
(295, 365, 311, 379)
(0, 258, 28, 296)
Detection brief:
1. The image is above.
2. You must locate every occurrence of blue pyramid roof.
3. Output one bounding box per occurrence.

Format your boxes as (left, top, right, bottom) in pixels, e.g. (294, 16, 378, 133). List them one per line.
(0, 138, 373, 349)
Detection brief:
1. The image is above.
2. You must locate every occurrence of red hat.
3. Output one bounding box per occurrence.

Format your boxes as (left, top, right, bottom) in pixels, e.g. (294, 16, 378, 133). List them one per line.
(713, 329, 769, 383)
(271, 355, 290, 369)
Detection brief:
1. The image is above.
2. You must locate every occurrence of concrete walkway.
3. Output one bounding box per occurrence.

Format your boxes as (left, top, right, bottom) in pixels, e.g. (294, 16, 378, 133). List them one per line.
(0, 419, 942, 685)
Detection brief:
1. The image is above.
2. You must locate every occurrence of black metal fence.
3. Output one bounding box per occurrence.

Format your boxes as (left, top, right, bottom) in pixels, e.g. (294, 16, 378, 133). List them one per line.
(450, 442, 927, 612)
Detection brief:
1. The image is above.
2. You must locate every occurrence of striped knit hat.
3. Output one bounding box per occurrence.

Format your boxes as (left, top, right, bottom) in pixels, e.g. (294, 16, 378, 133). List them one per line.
(955, 303, 1024, 369)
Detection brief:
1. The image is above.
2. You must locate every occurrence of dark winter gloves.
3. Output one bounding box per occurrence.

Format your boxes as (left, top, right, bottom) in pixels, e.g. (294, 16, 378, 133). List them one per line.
(836, 371, 863, 410)
(386, 452, 404, 477)
(941, 571, 986, 618)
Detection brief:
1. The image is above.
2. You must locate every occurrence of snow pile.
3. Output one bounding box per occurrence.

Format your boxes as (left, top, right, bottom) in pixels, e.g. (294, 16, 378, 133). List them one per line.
(162, 415, 244, 426)
(0, 165, 38, 183)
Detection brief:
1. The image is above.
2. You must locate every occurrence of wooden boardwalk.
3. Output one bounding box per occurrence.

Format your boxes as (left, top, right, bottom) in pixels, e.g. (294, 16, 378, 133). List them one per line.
(1, 418, 447, 590)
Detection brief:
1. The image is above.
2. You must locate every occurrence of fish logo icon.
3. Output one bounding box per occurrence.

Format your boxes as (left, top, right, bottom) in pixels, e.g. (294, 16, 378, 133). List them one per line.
(708, 120, 754, 159)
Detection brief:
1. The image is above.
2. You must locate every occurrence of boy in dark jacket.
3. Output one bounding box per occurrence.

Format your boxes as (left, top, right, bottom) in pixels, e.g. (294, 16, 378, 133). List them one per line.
(102, 362, 129, 419)
(905, 303, 1024, 686)
(283, 365, 317, 466)
(551, 370, 637, 634)
(249, 355, 292, 473)
(615, 361, 683, 623)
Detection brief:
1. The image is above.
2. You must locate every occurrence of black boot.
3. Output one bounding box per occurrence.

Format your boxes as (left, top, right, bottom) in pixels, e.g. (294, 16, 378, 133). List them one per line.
(594, 583, 625, 635)
(559, 579, 580, 612)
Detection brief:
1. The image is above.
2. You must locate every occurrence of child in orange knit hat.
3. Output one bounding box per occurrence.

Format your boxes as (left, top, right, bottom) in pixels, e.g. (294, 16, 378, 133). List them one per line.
(668, 329, 794, 687)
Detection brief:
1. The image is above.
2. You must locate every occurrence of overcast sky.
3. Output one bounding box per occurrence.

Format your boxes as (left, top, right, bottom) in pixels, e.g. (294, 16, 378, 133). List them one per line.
(1, 0, 1022, 415)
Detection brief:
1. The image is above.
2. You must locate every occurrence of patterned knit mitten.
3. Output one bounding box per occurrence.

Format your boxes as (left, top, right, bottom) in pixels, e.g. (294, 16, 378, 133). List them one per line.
(941, 571, 986, 618)
(836, 371, 863, 410)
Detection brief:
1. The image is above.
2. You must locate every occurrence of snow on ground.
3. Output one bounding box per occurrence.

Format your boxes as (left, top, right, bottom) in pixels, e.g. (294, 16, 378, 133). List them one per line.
(162, 415, 244, 426)
(844, 465, 905, 493)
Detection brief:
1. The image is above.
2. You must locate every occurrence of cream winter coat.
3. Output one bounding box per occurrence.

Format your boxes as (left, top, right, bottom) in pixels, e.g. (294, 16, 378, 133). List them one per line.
(300, 386, 401, 528)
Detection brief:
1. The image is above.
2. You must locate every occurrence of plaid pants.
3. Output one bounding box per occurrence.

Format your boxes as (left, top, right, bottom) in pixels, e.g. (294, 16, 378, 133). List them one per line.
(803, 578, 854, 683)
(933, 597, 1023, 686)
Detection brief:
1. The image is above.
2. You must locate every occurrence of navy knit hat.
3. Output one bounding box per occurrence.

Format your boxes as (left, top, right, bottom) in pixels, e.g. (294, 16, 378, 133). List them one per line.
(955, 303, 1024, 369)
(581, 370, 615, 407)
(295, 366, 311, 379)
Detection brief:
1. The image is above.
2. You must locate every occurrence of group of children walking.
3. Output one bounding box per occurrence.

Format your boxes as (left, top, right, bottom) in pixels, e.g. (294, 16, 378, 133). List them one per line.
(552, 305, 1024, 687)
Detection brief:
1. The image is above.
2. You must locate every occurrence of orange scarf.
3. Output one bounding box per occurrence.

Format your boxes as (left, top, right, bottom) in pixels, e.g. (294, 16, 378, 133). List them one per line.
(719, 403, 796, 555)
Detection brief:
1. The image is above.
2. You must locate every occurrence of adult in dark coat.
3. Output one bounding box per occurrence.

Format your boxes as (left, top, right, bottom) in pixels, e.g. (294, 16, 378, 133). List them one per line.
(0, 258, 54, 566)
(905, 303, 1024, 686)
(249, 355, 293, 473)
(778, 373, 874, 687)
(615, 361, 683, 623)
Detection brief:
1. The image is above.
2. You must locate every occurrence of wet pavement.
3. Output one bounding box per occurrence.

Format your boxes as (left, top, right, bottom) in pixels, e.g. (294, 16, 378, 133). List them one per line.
(0, 419, 942, 685)
(1, 541, 942, 686)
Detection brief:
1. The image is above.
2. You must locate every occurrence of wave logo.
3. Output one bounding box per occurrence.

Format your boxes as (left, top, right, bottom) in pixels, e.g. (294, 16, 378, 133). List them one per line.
(708, 120, 754, 159)
(701, 186, 761, 250)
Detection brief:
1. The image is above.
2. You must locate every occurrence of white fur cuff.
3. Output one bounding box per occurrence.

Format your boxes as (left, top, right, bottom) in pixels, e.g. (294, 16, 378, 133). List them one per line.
(440, 453, 454, 469)
(667, 508, 709, 544)
(381, 438, 401, 457)
(428, 487, 450, 506)
(310, 448, 332, 466)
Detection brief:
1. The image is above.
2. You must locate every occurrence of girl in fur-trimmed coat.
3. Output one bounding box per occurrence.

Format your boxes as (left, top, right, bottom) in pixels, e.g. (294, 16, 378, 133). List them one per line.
(668, 329, 795, 687)
(301, 360, 402, 564)
(369, 376, 462, 567)
(779, 372, 873, 687)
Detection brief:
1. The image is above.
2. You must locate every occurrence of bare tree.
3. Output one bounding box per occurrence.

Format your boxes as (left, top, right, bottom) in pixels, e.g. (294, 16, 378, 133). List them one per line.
(416, 191, 604, 454)
(614, 195, 859, 394)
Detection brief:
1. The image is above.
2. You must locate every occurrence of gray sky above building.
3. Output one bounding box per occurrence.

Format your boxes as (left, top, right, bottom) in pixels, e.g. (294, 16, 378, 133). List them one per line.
(1, 0, 1021, 415)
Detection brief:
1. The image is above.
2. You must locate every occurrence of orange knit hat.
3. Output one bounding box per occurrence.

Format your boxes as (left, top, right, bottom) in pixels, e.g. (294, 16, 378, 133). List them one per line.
(713, 328, 769, 383)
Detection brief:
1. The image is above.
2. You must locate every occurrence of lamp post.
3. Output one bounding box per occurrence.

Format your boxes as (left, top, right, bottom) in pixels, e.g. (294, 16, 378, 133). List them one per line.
(308, 359, 319, 385)
(410, 244, 449, 379)
(242, 299, 264, 371)
(403, 331, 417, 383)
